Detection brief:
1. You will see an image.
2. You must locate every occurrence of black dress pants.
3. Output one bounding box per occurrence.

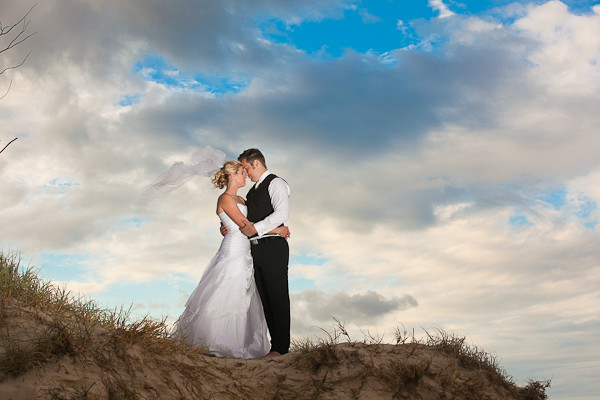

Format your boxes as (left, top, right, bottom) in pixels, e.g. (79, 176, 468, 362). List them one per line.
(250, 236, 290, 354)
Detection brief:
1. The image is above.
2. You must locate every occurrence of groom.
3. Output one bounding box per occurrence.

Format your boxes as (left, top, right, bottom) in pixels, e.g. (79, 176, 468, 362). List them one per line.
(238, 148, 291, 357)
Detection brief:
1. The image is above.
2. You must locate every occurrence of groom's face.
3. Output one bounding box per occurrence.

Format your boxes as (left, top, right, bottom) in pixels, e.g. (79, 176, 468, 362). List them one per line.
(241, 159, 260, 182)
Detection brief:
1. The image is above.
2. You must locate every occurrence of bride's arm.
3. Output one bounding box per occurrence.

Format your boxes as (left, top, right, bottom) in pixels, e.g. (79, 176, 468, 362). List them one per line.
(217, 194, 249, 228)
(268, 225, 290, 239)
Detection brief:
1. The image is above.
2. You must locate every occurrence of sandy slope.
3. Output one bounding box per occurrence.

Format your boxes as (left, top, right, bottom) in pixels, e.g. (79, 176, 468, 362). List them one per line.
(0, 298, 545, 400)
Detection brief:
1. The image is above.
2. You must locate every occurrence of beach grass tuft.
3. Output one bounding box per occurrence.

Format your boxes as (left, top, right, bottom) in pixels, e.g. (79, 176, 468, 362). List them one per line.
(0, 250, 550, 399)
(0, 250, 208, 395)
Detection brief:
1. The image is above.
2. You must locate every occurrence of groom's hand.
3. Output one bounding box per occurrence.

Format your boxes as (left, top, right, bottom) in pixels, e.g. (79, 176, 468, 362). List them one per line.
(240, 222, 257, 237)
(220, 223, 228, 237)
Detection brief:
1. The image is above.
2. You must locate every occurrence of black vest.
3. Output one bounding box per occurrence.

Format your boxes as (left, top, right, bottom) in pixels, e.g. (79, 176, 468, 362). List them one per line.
(246, 173, 282, 224)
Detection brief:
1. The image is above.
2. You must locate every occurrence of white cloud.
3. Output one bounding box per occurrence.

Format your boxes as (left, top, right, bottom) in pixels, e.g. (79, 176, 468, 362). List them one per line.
(1, 1, 600, 397)
(58, 279, 109, 297)
(515, 0, 600, 92)
(428, 0, 454, 19)
(358, 7, 381, 24)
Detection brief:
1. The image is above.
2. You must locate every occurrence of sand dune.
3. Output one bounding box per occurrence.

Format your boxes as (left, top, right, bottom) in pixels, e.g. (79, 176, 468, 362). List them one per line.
(0, 300, 549, 399)
(0, 253, 548, 399)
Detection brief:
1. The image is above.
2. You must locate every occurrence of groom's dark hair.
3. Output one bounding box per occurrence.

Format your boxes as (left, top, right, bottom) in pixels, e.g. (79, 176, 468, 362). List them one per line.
(238, 148, 267, 169)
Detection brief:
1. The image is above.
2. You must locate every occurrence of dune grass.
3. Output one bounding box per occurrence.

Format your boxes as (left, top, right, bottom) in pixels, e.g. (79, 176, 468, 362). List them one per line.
(1, 250, 550, 399)
(290, 320, 550, 399)
(0, 251, 203, 384)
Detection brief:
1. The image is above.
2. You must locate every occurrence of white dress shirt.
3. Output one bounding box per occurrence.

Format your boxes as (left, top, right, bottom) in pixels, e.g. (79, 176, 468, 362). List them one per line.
(252, 170, 290, 237)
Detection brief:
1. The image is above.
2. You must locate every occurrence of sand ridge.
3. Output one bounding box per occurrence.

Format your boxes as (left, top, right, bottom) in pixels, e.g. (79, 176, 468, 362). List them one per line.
(0, 298, 548, 400)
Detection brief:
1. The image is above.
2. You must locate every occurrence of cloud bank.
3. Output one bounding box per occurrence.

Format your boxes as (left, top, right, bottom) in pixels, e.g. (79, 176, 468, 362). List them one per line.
(2, 1, 599, 397)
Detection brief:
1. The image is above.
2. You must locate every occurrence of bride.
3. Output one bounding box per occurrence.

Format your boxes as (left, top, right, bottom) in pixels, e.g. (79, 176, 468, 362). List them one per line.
(170, 160, 289, 358)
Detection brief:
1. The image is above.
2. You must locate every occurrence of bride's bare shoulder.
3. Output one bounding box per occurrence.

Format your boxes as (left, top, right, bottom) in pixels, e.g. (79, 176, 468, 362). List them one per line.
(216, 193, 233, 214)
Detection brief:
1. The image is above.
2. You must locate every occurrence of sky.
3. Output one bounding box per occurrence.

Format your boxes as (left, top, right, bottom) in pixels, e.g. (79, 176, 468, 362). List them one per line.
(1, 0, 599, 398)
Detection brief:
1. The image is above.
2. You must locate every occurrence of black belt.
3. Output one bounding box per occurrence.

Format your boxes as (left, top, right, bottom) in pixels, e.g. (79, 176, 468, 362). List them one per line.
(250, 236, 282, 245)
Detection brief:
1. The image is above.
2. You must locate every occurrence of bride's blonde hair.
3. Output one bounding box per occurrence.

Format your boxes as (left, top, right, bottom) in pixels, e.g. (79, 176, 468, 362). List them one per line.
(212, 160, 242, 189)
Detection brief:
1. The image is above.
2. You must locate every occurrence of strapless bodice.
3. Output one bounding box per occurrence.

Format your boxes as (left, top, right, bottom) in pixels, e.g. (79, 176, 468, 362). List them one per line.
(217, 203, 250, 255)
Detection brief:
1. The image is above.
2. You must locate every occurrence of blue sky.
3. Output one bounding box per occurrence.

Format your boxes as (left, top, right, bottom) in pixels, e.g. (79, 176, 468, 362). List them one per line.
(259, 2, 431, 56)
(2, 1, 600, 398)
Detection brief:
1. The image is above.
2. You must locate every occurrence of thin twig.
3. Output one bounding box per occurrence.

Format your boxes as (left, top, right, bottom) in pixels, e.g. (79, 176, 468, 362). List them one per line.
(0, 4, 36, 38)
(0, 138, 18, 155)
(0, 51, 31, 75)
(0, 80, 12, 99)
(0, 4, 37, 77)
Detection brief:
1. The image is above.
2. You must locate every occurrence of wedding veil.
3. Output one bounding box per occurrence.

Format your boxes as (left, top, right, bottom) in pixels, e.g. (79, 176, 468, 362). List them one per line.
(143, 145, 226, 199)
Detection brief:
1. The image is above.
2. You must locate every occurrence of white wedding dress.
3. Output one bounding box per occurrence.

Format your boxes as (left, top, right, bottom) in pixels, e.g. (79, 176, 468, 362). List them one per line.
(171, 203, 269, 358)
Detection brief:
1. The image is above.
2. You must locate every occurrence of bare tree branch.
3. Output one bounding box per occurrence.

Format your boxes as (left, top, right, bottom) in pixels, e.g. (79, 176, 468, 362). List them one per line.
(1, 6, 34, 155)
(0, 79, 12, 100)
(0, 4, 37, 75)
(0, 4, 36, 37)
(0, 138, 18, 155)
(0, 27, 36, 58)
(0, 51, 31, 75)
